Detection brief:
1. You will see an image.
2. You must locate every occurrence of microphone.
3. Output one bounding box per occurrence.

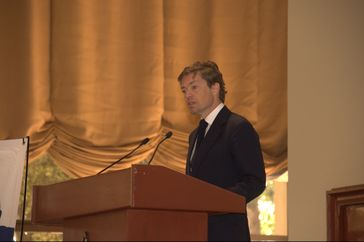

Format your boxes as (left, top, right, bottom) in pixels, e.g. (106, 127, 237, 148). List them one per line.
(147, 131, 173, 166)
(97, 137, 150, 175)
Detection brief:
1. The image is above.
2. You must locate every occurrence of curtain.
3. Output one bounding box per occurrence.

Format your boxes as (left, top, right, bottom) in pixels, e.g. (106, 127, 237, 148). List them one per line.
(0, 0, 287, 178)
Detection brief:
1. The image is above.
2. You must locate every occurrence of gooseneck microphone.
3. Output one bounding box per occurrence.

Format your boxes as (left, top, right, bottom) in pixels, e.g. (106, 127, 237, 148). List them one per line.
(147, 131, 173, 166)
(97, 137, 150, 175)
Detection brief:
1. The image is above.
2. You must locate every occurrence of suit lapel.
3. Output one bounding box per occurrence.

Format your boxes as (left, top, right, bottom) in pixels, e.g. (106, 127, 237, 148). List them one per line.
(191, 106, 231, 174)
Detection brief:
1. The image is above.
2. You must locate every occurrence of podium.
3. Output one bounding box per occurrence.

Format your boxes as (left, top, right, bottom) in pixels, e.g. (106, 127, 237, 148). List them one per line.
(31, 165, 246, 241)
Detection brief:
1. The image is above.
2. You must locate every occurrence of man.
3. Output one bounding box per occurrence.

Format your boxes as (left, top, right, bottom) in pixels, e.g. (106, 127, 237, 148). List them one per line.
(178, 61, 266, 241)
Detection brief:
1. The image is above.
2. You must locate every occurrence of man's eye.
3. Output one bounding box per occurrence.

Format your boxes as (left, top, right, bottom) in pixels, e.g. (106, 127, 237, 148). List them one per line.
(192, 85, 197, 90)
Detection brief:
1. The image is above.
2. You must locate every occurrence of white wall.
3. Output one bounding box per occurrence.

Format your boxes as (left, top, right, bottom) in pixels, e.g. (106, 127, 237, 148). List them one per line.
(288, 0, 364, 240)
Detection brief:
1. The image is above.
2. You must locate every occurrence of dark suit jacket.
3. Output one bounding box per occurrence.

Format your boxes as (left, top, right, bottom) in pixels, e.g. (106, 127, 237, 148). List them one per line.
(186, 106, 266, 241)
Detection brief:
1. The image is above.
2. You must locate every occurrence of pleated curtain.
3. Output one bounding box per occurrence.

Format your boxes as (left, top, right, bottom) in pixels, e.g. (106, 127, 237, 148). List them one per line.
(0, 0, 287, 178)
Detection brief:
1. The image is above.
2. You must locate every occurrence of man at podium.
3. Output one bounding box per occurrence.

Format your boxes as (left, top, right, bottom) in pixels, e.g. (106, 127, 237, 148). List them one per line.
(178, 61, 266, 241)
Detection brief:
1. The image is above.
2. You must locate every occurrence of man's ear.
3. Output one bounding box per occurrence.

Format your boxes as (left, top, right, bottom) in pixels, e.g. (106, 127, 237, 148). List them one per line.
(211, 82, 220, 96)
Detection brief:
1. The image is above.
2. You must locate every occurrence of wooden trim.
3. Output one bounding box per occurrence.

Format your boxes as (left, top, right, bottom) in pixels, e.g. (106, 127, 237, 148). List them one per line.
(15, 220, 63, 232)
(327, 184, 364, 241)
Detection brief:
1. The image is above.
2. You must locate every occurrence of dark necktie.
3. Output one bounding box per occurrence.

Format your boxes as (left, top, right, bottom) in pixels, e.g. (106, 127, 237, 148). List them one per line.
(195, 119, 208, 150)
(188, 119, 208, 174)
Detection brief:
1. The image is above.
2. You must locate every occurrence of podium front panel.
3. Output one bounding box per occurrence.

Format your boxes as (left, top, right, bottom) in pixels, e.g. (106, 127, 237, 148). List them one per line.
(63, 208, 207, 241)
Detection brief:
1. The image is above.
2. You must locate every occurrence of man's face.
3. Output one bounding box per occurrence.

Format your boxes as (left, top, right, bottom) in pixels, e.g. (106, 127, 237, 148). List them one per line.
(180, 73, 219, 118)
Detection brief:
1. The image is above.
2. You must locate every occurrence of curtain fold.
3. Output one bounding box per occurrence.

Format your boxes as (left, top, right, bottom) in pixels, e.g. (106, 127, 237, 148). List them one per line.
(0, 0, 287, 178)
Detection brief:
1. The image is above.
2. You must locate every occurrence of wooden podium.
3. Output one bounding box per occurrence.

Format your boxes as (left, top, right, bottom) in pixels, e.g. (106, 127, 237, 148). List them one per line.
(31, 165, 246, 241)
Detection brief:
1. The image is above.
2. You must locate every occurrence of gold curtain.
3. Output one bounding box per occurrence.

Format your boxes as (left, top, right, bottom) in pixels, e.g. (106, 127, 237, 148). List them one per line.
(0, 0, 287, 178)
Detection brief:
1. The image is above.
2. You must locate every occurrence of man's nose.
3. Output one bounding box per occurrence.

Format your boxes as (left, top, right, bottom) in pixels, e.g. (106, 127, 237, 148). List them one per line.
(184, 89, 192, 98)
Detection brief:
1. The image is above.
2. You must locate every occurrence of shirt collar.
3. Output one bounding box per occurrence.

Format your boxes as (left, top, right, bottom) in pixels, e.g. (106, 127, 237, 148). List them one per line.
(204, 103, 224, 126)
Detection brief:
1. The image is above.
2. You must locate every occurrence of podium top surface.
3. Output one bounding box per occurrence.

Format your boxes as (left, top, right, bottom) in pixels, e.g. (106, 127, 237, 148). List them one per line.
(32, 165, 245, 224)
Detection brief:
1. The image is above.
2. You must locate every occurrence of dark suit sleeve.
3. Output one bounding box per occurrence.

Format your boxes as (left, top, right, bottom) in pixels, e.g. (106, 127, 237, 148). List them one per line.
(227, 121, 266, 202)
